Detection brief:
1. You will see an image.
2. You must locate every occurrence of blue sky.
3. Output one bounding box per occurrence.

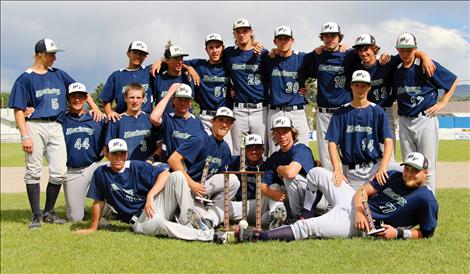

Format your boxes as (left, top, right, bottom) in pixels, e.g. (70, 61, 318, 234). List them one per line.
(1, 1, 469, 93)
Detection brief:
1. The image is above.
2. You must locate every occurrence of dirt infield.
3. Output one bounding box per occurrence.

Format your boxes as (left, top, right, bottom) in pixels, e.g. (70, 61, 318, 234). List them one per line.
(1, 162, 468, 193)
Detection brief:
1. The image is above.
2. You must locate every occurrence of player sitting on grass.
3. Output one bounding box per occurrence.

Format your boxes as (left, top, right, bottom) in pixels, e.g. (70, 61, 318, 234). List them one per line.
(235, 152, 438, 242)
(75, 138, 230, 243)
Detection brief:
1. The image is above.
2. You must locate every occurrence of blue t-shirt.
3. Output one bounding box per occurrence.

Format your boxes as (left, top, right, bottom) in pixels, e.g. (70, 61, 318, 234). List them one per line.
(262, 143, 316, 186)
(392, 58, 457, 117)
(8, 68, 75, 121)
(63, 112, 106, 168)
(161, 112, 205, 161)
(223, 46, 268, 104)
(299, 49, 355, 108)
(349, 55, 401, 108)
(99, 65, 154, 114)
(105, 112, 158, 161)
(262, 51, 308, 107)
(176, 133, 232, 182)
(152, 70, 194, 114)
(87, 160, 165, 223)
(369, 170, 438, 237)
(184, 59, 230, 111)
(326, 103, 392, 165)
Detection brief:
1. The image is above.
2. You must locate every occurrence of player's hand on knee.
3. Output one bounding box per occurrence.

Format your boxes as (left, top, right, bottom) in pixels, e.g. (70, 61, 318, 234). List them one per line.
(332, 170, 347, 187)
(190, 181, 206, 197)
(376, 224, 397, 239)
(107, 111, 122, 123)
(271, 190, 286, 202)
(22, 138, 33, 154)
(144, 200, 155, 219)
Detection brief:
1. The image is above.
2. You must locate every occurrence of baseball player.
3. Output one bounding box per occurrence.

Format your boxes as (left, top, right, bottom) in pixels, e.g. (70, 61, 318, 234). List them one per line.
(149, 83, 205, 162)
(326, 70, 396, 190)
(76, 138, 229, 243)
(229, 134, 287, 229)
(167, 107, 240, 228)
(349, 33, 436, 161)
(152, 45, 195, 114)
(104, 83, 159, 161)
(263, 26, 311, 154)
(223, 18, 270, 155)
(8, 38, 102, 229)
(299, 22, 356, 171)
(262, 116, 319, 222)
(100, 41, 154, 122)
(392, 32, 458, 194)
(236, 152, 438, 242)
(62, 82, 107, 222)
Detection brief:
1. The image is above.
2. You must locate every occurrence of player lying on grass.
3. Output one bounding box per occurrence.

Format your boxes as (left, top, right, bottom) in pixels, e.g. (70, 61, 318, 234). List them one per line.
(235, 152, 438, 242)
(75, 138, 230, 243)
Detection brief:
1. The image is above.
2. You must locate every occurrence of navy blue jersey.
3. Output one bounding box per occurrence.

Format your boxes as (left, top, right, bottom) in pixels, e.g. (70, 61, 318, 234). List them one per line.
(87, 160, 166, 223)
(326, 103, 392, 165)
(299, 50, 355, 108)
(262, 51, 308, 107)
(369, 170, 438, 237)
(105, 112, 158, 161)
(176, 133, 232, 182)
(350, 55, 401, 108)
(152, 71, 194, 114)
(63, 112, 106, 168)
(99, 65, 154, 114)
(8, 68, 75, 121)
(392, 59, 457, 117)
(223, 47, 268, 104)
(184, 59, 230, 110)
(161, 112, 205, 161)
(231, 156, 264, 200)
(262, 143, 316, 186)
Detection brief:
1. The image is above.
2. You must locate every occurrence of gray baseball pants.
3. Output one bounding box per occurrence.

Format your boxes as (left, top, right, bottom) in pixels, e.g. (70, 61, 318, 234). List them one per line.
(231, 106, 268, 156)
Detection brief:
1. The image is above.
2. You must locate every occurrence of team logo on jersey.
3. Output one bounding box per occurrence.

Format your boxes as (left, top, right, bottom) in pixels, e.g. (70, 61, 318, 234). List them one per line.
(383, 188, 407, 207)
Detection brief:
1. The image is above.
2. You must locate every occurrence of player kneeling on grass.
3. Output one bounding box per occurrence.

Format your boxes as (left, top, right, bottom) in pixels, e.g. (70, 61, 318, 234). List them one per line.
(327, 70, 398, 191)
(235, 152, 438, 242)
(75, 138, 229, 243)
(229, 134, 287, 229)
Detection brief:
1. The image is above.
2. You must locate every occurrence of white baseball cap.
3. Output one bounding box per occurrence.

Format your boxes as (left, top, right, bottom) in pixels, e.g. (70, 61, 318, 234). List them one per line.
(271, 116, 294, 130)
(274, 25, 293, 38)
(401, 152, 429, 170)
(320, 22, 341, 34)
(396, 32, 417, 48)
(353, 33, 376, 48)
(205, 33, 224, 45)
(68, 82, 87, 95)
(128, 40, 149, 54)
(351, 70, 371, 84)
(164, 45, 189, 58)
(244, 134, 263, 146)
(35, 38, 64, 54)
(214, 107, 235, 121)
(108, 138, 128, 153)
(174, 84, 193, 99)
(233, 18, 252, 30)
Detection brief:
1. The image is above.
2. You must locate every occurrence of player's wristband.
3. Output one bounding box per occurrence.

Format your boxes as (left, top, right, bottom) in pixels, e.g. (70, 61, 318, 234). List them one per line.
(21, 135, 31, 141)
(403, 229, 412, 239)
(396, 228, 404, 239)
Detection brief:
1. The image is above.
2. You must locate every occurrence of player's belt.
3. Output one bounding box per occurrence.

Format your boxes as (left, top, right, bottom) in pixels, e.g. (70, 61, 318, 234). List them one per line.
(201, 110, 217, 116)
(235, 102, 266, 109)
(317, 107, 339, 114)
(270, 104, 305, 111)
(29, 117, 56, 122)
(347, 159, 377, 170)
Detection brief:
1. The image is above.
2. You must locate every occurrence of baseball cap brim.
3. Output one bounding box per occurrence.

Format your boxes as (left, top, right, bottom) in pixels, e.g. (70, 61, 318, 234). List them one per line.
(396, 45, 417, 49)
(400, 162, 424, 170)
(215, 115, 236, 121)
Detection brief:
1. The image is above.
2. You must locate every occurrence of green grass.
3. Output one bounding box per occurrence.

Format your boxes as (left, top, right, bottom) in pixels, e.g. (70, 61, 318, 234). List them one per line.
(1, 140, 469, 167)
(1, 189, 469, 273)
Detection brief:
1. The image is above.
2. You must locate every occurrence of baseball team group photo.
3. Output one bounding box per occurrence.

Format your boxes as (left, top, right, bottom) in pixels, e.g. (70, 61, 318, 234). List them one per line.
(1, 1, 469, 273)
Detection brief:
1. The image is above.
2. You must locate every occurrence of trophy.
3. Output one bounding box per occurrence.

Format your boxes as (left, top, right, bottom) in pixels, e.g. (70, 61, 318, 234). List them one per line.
(195, 156, 214, 205)
(361, 193, 385, 235)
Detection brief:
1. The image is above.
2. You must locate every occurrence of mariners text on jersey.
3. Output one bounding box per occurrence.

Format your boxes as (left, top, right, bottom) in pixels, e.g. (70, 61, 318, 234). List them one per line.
(35, 88, 61, 97)
(232, 64, 259, 72)
(318, 64, 344, 73)
(346, 125, 373, 134)
(123, 129, 151, 139)
(65, 126, 95, 136)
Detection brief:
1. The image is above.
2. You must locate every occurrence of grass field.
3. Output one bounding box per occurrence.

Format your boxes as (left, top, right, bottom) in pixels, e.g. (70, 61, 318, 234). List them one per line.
(1, 189, 469, 273)
(1, 140, 469, 167)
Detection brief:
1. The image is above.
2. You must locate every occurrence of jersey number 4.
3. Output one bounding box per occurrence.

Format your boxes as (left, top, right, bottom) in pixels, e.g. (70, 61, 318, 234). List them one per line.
(74, 138, 90, 150)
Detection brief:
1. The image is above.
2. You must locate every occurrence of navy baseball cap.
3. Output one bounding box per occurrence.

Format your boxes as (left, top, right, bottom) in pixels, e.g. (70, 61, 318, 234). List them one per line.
(35, 38, 64, 54)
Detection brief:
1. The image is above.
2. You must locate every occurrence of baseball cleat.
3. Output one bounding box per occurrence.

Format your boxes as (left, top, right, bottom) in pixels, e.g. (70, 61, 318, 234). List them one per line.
(28, 212, 42, 229)
(187, 208, 213, 231)
(213, 231, 231, 244)
(237, 226, 258, 243)
(42, 210, 67, 225)
(269, 206, 287, 229)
